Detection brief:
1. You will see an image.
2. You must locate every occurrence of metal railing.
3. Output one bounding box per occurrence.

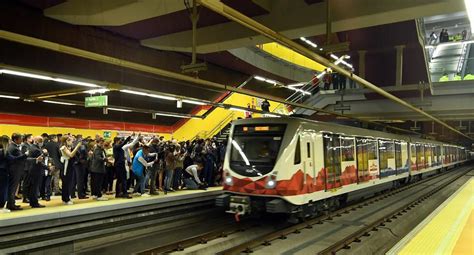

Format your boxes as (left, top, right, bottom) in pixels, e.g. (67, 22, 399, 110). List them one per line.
(190, 111, 235, 141)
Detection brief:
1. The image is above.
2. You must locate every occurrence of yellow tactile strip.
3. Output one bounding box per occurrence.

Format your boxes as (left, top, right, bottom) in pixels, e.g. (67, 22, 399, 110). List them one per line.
(398, 178, 474, 255)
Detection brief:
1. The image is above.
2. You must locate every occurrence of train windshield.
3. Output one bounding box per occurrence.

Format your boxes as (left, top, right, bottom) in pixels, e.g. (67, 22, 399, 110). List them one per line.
(230, 124, 286, 177)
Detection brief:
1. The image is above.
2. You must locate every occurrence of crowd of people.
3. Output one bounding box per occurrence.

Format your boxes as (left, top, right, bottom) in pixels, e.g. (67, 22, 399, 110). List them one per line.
(0, 132, 227, 213)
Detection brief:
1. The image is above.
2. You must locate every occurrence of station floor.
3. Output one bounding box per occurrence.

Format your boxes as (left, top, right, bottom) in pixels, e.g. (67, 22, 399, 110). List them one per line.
(389, 178, 474, 255)
(0, 187, 223, 226)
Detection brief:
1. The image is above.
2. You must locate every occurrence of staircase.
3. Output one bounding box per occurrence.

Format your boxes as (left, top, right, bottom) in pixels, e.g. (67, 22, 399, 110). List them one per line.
(429, 42, 468, 81)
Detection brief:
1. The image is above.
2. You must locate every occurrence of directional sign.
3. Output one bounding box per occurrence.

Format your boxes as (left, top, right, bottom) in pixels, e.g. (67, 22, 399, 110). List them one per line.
(85, 95, 108, 108)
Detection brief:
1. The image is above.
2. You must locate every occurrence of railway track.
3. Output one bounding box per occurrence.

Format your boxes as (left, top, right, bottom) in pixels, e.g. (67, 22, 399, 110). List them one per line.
(138, 165, 471, 255)
(0, 194, 223, 254)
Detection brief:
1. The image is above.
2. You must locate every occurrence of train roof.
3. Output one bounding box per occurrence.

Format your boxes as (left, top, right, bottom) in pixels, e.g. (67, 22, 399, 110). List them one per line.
(232, 117, 461, 148)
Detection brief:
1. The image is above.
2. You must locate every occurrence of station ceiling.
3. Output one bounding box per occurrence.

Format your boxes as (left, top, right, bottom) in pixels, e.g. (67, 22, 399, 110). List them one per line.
(0, 0, 472, 144)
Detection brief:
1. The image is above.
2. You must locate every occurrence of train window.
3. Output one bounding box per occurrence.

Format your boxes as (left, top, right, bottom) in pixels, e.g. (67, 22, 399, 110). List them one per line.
(323, 134, 342, 189)
(410, 144, 417, 170)
(379, 139, 395, 177)
(356, 138, 369, 182)
(416, 144, 424, 169)
(425, 145, 432, 168)
(294, 137, 301, 164)
(229, 124, 286, 177)
(395, 141, 402, 170)
(307, 142, 311, 158)
(341, 137, 355, 161)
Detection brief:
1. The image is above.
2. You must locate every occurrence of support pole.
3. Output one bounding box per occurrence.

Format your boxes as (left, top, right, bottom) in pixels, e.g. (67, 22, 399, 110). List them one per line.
(395, 45, 405, 87)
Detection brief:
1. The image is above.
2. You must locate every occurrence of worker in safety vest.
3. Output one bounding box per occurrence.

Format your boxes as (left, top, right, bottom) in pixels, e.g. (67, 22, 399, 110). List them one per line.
(464, 73, 474, 80)
(453, 73, 462, 81)
(439, 73, 449, 82)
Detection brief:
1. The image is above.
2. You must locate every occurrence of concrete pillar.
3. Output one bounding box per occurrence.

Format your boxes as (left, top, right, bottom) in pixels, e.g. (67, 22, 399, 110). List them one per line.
(395, 45, 406, 87)
(358, 50, 366, 79)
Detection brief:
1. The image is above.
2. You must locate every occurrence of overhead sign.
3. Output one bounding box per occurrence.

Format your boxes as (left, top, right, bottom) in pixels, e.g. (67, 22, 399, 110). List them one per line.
(85, 95, 108, 108)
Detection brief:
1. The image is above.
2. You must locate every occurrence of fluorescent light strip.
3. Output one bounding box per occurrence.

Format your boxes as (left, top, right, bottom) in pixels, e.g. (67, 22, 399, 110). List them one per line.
(155, 112, 193, 119)
(287, 87, 311, 95)
(300, 37, 317, 48)
(0, 69, 100, 87)
(0, 69, 52, 80)
(53, 78, 98, 87)
(183, 99, 207, 105)
(43, 100, 76, 106)
(120, 89, 176, 101)
(254, 76, 266, 81)
(85, 89, 109, 94)
(229, 107, 248, 113)
(108, 107, 132, 112)
(0, 94, 20, 99)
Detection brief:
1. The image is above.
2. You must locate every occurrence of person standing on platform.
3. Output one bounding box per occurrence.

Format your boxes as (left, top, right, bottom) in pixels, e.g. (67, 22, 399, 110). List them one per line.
(59, 135, 81, 205)
(339, 72, 347, 90)
(40, 151, 54, 202)
(0, 135, 10, 213)
(90, 138, 108, 201)
(6, 133, 28, 211)
(163, 145, 176, 194)
(45, 135, 61, 196)
(73, 138, 89, 199)
(26, 136, 46, 208)
(113, 134, 133, 198)
(332, 72, 340, 90)
(103, 141, 114, 194)
(173, 145, 186, 190)
(21, 134, 33, 204)
(132, 145, 155, 196)
(323, 69, 332, 90)
(261, 99, 270, 112)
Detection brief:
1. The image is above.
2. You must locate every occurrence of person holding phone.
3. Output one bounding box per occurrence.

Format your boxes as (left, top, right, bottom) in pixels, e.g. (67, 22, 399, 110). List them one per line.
(26, 136, 46, 208)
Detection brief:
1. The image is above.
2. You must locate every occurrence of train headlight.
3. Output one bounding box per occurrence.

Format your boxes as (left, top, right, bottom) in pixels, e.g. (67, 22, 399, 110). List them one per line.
(265, 174, 277, 189)
(225, 176, 233, 186)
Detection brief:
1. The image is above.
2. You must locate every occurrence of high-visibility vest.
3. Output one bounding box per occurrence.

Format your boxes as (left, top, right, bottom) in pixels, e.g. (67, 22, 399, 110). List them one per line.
(453, 75, 462, 81)
(439, 75, 449, 82)
(464, 74, 474, 80)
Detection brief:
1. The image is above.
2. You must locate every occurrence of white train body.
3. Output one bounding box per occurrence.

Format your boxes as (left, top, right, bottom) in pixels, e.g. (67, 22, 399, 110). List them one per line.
(218, 118, 469, 216)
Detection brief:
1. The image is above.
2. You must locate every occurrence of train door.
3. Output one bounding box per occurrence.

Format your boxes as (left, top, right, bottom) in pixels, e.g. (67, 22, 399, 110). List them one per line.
(340, 136, 357, 185)
(301, 132, 315, 185)
(410, 143, 417, 171)
(356, 138, 369, 182)
(323, 133, 342, 190)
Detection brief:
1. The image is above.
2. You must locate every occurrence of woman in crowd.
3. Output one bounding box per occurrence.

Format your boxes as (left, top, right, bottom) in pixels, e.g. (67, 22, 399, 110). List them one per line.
(59, 135, 81, 205)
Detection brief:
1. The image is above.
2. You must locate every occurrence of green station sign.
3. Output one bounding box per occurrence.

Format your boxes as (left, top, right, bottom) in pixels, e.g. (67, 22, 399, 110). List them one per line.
(85, 95, 108, 108)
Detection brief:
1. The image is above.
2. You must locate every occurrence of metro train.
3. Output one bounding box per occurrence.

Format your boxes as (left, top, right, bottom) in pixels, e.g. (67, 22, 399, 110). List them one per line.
(216, 117, 470, 220)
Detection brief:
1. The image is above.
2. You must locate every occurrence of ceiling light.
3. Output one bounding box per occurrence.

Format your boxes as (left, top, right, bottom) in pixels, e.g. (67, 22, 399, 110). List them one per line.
(0, 69, 100, 87)
(149, 94, 176, 101)
(265, 79, 277, 85)
(43, 100, 76, 106)
(53, 78, 99, 87)
(287, 87, 311, 95)
(254, 76, 266, 81)
(177, 100, 183, 108)
(288, 82, 306, 87)
(0, 69, 52, 80)
(266, 114, 280, 118)
(300, 37, 307, 41)
(300, 37, 317, 48)
(0, 94, 20, 99)
(183, 99, 207, 105)
(85, 89, 109, 94)
(154, 112, 193, 119)
(229, 107, 247, 113)
(120, 89, 175, 101)
(108, 107, 132, 112)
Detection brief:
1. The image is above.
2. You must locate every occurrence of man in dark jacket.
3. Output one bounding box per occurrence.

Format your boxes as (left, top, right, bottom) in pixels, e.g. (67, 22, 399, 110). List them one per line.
(6, 133, 28, 210)
(90, 138, 108, 201)
(21, 134, 33, 203)
(44, 135, 61, 196)
(73, 139, 89, 199)
(261, 99, 270, 112)
(26, 137, 46, 208)
(113, 135, 132, 198)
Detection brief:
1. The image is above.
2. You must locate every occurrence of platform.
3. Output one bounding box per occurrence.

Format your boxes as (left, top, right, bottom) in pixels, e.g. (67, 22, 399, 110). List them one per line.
(388, 178, 474, 255)
(0, 187, 223, 228)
